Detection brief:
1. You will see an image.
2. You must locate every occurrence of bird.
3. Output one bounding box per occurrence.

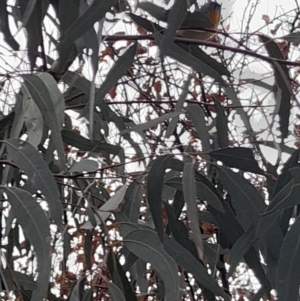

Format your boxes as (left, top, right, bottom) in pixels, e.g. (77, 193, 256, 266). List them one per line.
(177, 1, 222, 41)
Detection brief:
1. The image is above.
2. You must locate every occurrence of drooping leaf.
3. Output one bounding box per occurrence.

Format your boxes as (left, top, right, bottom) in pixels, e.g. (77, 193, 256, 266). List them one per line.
(165, 75, 191, 138)
(92, 43, 137, 117)
(228, 225, 256, 276)
(139, 2, 169, 22)
(210, 147, 264, 174)
(259, 34, 291, 139)
(147, 154, 174, 241)
(69, 159, 99, 173)
(158, 0, 187, 57)
(164, 177, 224, 212)
(18, 0, 49, 69)
(62, 129, 123, 157)
(82, 185, 127, 229)
(21, 86, 44, 148)
(4, 138, 62, 227)
(123, 227, 180, 301)
(58, 0, 118, 70)
(129, 13, 164, 33)
(183, 161, 204, 259)
(108, 282, 126, 301)
(163, 236, 229, 300)
(1, 270, 36, 291)
(1, 187, 51, 301)
(107, 250, 138, 301)
(213, 99, 229, 148)
(216, 166, 265, 230)
(121, 112, 180, 134)
(22, 73, 65, 165)
(122, 181, 143, 222)
(186, 105, 210, 160)
(277, 215, 300, 301)
(0, 1, 19, 50)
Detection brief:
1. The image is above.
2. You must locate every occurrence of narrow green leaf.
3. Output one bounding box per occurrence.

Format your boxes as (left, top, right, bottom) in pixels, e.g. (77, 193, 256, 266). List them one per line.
(163, 236, 229, 300)
(121, 111, 180, 134)
(159, 0, 187, 57)
(265, 176, 300, 214)
(281, 32, 300, 46)
(147, 154, 174, 241)
(62, 129, 122, 156)
(0, 2, 19, 50)
(2, 270, 36, 291)
(164, 177, 224, 212)
(186, 105, 210, 159)
(129, 13, 164, 33)
(122, 181, 143, 222)
(124, 228, 180, 301)
(59, 0, 118, 66)
(165, 76, 191, 138)
(69, 159, 99, 173)
(210, 147, 264, 174)
(18, 0, 38, 31)
(195, 181, 224, 212)
(108, 282, 126, 301)
(216, 166, 265, 229)
(4, 139, 62, 228)
(139, 2, 169, 22)
(22, 86, 44, 148)
(107, 250, 138, 301)
(93, 43, 137, 116)
(277, 215, 300, 301)
(82, 185, 127, 229)
(183, 161, 203, 259)
(228, 225, 256, 276)
(1, 187, 51, 301)
(22, 74, 65, 165)
(259, 35, 291, 139)
(213, 99, 229, 148)
(154, 30, 225, 84)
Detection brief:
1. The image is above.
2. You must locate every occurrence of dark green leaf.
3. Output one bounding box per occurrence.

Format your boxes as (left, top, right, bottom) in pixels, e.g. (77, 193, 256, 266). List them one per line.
(4, 139, 62, 227)
(107, 250, 138, 301)
(124, 227, 180, 301)
(228, 225, 256, 276)
(216, 166, 265, 229)
(0, 2, 19, 50)
(92, 43, 137, 122)
(22, 73, 65, 165)
(186, 105, 210, 159)
(1, 187, 51, 301)
(147, 154, 173, 241)
(69, 159, 99, 173)
(139, 2, 169, 22)
(183, 161, 203, 259)
(129, 13, 164, 33)
(277, 215, 300, 301)
(213, 99, 229, 148)
(210, 147, 264, 174)
(58, 0, 118, 68)
(108, 283, 126, 301)
(121, 112, 180, 134)
(259, 35, 291, 139)
(62, 129, 123, 156)
(122, 181, 143, 222)
(163, 236, 229, 300)
(159, 0, 187, 57)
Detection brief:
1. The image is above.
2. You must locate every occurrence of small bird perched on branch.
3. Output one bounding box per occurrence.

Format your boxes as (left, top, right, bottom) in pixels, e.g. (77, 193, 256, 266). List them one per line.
(177, 1, 222, 41)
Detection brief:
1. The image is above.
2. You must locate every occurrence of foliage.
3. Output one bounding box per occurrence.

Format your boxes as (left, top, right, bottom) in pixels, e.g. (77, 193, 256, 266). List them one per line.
(0, 0, 300, 300)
